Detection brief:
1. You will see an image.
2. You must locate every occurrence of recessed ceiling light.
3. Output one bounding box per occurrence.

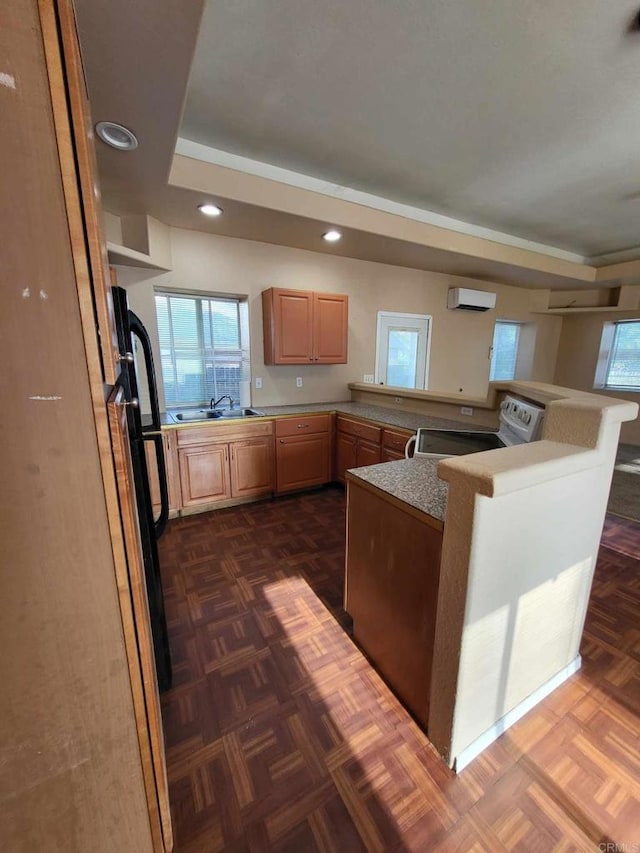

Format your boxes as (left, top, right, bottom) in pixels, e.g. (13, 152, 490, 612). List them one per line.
(95, 121, 138, 151)
(322, 229, 342, 242)
(198, 203, 223, 217)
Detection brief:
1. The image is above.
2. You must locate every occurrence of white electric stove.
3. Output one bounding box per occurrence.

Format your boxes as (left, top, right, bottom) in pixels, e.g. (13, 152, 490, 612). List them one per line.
(405, 394, 545, 459)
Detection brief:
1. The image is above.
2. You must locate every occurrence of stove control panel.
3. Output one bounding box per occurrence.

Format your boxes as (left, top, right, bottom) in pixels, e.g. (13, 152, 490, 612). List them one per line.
(499, 395, 545, 442)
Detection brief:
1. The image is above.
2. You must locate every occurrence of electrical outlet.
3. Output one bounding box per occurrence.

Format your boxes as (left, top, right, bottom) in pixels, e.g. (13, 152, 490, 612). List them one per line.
(254, 377, 263, 390)
(460, 406, 474, 416)
(363, 374, 374, 384)
(296, 377, 303, 388)
(394, 396, 403, 404)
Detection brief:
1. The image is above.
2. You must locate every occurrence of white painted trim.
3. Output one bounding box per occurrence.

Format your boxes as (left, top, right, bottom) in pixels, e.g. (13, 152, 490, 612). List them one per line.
(452, 655, 582, 772)
(374, 311, 432, 390)
(175, 138, 587, 264)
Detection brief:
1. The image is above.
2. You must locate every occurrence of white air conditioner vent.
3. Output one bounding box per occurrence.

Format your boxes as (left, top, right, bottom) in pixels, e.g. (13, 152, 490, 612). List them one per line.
(447, 287, 496, 312)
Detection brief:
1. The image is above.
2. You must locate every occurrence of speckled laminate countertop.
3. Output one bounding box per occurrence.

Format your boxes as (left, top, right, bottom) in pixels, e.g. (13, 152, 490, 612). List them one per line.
(156, 400, 494, 433)
(346, 458, 448, 522)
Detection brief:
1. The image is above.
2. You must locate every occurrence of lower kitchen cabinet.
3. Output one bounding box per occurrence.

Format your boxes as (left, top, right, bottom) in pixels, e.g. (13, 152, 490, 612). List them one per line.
(229, 437, 275, 498)
(276, 414, 331, 492)
(176, 421, 275, 511)
(381, 427, 413, 462)
(179, 444, 230, 507)
(345, 478, 443, 728)
(146, 430, 181, 517)
(335, 416, 381, 482)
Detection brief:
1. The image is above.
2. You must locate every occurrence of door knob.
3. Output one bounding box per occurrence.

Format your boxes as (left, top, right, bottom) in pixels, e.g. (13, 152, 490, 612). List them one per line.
(118, 352, 134, 363)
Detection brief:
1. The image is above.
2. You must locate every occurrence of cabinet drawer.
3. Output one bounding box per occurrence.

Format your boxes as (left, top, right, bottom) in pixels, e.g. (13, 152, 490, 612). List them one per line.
(176, 420, 273, 447)
(382, 428, 413, 453)
(336, 416, 381, 444)
(275, 413, 330, 437)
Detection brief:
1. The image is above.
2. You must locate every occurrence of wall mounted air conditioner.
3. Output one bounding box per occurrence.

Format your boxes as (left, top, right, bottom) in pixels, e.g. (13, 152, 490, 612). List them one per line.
(447, 287, 496, 312)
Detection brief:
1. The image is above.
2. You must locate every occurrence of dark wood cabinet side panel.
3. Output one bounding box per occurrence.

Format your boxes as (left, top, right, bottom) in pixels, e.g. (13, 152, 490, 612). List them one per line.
(345, 482, 442, 727)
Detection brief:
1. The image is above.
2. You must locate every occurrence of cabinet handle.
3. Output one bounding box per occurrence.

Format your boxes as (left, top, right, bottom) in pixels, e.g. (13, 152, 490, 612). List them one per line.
(224, 447, 228, 462)
(231, 445, 234, 460)
(279, 439, 285, 444)
(297, 424, 309, 429)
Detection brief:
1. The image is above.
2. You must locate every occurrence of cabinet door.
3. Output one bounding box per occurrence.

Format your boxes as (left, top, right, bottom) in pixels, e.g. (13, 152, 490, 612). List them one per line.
(313, 292, 348, 363)
(276, 434, 330, 492)
(146, 432, 181, 515)
(178, 445, 230, 507)
(267, 288, 314, 364)
(229, 437, 275, 498)
(381, 448, 405, 463)
(356, 439, 381, 468)
(335, 432, 358, 483)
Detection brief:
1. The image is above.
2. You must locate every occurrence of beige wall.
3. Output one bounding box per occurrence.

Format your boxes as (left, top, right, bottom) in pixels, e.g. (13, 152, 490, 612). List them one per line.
(116, 227, 563, 412)
(554, 306, 640, 444)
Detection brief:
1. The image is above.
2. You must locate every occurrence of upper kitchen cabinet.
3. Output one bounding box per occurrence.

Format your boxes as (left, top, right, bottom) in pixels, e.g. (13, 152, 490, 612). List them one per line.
(262, 287, 348, 365)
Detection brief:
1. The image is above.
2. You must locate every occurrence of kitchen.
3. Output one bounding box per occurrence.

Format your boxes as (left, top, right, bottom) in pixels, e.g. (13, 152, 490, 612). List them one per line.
(2, 1, 635, 849)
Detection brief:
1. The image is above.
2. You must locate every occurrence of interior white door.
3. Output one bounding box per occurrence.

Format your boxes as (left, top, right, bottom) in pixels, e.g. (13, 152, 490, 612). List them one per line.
(375, 312, 431, 389)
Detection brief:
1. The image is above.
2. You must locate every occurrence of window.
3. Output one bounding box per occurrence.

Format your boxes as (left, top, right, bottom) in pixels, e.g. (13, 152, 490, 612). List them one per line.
(375, 312, 431, 389)
(155, 292, 250, 407)
(489, 321, 521, 381)
(602, 320, 640, 390)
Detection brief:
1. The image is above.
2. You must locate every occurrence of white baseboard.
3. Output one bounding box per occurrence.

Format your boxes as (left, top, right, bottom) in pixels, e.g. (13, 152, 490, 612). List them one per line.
(452, 655, 582, 772)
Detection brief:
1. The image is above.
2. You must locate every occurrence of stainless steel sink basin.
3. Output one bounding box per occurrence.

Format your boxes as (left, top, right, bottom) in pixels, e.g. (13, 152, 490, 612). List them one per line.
(169, 407, 264, 423)
(172, 410, 222, 422)
(219, 408, 265, 419)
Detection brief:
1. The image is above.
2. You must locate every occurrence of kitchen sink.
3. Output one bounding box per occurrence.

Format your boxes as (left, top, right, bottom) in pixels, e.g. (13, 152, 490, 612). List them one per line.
(169, 407, 264, 423)
(219, 408, 265, 419)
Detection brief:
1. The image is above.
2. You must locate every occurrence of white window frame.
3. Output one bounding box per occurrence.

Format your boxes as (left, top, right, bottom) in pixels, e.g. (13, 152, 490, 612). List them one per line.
(489, 320, 521, 382)
(154, 289, 251, 408)
(595, 319, 640, 392)
(374, 311, 432, 390)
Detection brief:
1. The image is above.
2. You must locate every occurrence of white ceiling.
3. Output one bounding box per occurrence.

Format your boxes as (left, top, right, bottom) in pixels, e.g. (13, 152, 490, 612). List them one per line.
(74, 0, 640, 286)
(181, 0, 640, 258)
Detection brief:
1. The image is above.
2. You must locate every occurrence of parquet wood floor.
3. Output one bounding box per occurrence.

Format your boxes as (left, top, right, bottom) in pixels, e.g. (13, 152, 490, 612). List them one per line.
(159, 487, 640, 851)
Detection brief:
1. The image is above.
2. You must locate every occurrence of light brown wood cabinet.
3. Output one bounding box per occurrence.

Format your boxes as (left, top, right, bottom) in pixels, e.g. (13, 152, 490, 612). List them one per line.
(146, 430, 181, 517)
(176, 421, 275, 510)
(381, 427, 414, 462)
(345, 479, 443, 728)
(275, 414, 332, 492)
(335, 416, 382, 482)
(262, 287, 348, 365)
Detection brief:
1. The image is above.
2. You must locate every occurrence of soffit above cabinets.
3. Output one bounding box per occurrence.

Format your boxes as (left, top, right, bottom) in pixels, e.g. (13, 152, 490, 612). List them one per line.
(74, 0, 640, 289)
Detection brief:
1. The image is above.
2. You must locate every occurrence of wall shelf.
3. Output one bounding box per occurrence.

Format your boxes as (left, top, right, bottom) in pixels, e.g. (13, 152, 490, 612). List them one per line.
(529, 284, 639, 315)
(106, 241, 171, 272)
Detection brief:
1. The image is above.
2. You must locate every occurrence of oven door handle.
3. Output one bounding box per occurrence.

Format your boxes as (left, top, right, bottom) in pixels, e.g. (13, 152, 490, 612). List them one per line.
(405, 435, 416, 459)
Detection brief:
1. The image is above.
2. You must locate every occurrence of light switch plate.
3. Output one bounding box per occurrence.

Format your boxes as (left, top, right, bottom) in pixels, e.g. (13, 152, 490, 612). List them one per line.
(363, 374, 374, 384)
(296, 377, 303, 388)
(254, 377, 263, 389)
(460, 406, 474, 416)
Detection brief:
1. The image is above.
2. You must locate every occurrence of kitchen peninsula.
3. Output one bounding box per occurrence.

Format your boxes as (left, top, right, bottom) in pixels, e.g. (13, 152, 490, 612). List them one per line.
(344, 383, 638, 771)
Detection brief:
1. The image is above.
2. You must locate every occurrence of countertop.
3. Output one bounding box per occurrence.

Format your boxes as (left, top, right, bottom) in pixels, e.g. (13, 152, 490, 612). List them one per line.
(155, 401, 494, 433)
(345, 458, 448, 523)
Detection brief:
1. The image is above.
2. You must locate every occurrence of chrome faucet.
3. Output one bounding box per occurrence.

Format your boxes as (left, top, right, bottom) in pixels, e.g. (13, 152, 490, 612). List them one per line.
(210, 395, 234, 410)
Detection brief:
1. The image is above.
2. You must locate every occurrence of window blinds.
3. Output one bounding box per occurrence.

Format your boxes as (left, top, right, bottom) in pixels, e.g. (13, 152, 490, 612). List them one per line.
(606, 320, 640, 389)
(490, 321, 520, 381)
(155, 293, 248, 407)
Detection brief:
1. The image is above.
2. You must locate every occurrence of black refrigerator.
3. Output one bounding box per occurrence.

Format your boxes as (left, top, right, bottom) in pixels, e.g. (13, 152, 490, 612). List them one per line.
(112, 286, 172, 692)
